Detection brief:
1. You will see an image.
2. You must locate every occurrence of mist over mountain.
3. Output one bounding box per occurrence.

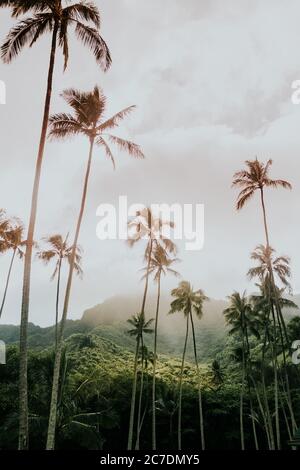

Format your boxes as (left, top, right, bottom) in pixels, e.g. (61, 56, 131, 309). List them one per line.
(1, 293, 299, 362)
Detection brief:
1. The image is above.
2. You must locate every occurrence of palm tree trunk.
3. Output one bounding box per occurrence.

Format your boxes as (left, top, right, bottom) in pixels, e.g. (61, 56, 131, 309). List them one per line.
(240, 334, 246, 450)
(276, 314, 297, 432)
(178, 315, 189, 450)
(249, 374, 271, 449)
(19, 23, 59, 451)
(279, 391, 292, 441)
(127, 238, 153, 450)
(260, 188, 270, 247)
(244, 327, 259, 450)
(141, 238, 153, 315)
(260, 188, 297, 445)
(0, 248, 16, 319)
(152, 272, 161, 450)
(139, 373, 150, 440)
(270, 302, 281, 450)
(135, 335, 144, 450)
(260, 307, 276, 449)
(190, 311, 205, 450)
(259, 178, 297, 442)
(46, 136, 95, 450)
(55, 257, 62, 350)
(249, 388, 259, 450)
(127, 336, 141, 450)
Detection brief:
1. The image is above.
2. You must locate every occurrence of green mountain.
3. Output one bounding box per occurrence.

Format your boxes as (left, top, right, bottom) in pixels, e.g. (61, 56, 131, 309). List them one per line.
(1, 293, 299, 362)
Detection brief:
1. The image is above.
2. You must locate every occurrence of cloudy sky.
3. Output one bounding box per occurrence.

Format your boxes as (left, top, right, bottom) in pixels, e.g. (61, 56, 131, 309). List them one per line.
(0, 0, 300, 326)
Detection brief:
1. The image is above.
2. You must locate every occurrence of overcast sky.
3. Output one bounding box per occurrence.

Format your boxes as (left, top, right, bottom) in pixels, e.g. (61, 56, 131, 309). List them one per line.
(0, 0, 300, 326)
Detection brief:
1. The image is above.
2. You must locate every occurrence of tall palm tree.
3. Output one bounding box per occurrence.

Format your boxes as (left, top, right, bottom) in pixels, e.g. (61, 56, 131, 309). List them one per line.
(37, 234, 82, 348)
(144, 245, 179, 450)
(232, 158, 294, 445)
(46, 86, 144, 450)
(128, 208, 176, 318)
(127, 312, 153, 450)
(249, 247, 297, 441)
(224, 292, 259, 450)
(232, 158, 292, 338)
(169, 281, 208, 450)
(127, 208, 176, 449)
(232, 158, 291, 246)
(1, 0, 111, 450)
(0, 220, 26, 319)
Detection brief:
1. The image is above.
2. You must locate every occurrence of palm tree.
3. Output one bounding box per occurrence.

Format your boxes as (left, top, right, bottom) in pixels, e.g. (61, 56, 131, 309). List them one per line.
(0, 220, 26, 319)
(144, 245, 179, 450)
(249, 248, 298, 443)
(210, 360, 225, 388)
(169, 281, 208, 450)
(37, 234, 82, 348)
(248, 245, 291, 290)
(232, 158, 294, 445)
(128, 207, 176, 317)
(127, 312, 153, 450)
(224, 292, 259, 450)
(232, 158, 291, 245)
(232, 158, 292, 339)
(1, 0, 111, 450)
(46, 86, 144, 450)
(127, 208, 176, 449)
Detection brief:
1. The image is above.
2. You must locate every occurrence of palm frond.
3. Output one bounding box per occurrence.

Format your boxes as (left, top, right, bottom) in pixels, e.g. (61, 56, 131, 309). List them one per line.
(10, 1, 52, 18)
(107, 134, 144, 159)
(58, 16, 69, 70)
(74, 21, 111, 71)
(236, 188, 255, 210)
(97, 137, 116, 169)
(1, 14, 53, 63)
(64, 1, 101, 29)
(97, 106, 136, 132)
(265, 179, 292, 190)
(48, 113, 82, 140)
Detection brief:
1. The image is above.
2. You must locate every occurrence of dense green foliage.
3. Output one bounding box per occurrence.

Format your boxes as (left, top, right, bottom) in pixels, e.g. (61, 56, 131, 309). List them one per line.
(1, 308, 300, 450)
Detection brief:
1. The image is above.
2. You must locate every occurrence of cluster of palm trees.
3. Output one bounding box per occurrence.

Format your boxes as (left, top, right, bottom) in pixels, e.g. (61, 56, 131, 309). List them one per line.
(125, 208, 209, 450)
(0, 0, 143, 450)
(122, 158, 297, 451)
(224, 158, 298, 449)
(0, 220, 83, 342)
(0, 211, 25, 319)
(0, 1, 298, 453)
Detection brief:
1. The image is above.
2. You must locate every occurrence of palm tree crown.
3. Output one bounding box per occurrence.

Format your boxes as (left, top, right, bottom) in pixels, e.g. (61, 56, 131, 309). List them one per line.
(0, 217, 26, 258)
(248, 244, 291, 289)
(169, 281, 208, 318)
(127, 312, 154, 340)
(37, 234, 82, 280)
(224, 292, 259, 338)
(128, 207, 177, 256)
(143, 245, 179, 282)
(1, 0, 111, 70)
(49, 86, 144, 165)
(232, 158, 292, 210)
